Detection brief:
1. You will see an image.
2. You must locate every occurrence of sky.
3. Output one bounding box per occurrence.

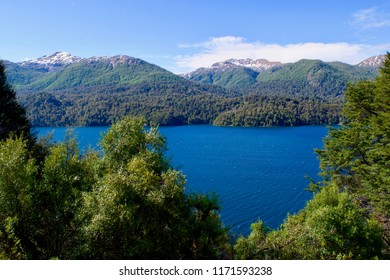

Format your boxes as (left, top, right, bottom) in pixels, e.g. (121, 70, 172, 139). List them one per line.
(1, 0, 390, 73)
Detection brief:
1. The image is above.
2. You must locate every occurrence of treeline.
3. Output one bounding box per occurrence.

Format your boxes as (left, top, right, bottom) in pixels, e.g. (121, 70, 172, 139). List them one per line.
(241, 79, 347, 99)
(213, 95, 342, 127)
(17, 89, 343, 127)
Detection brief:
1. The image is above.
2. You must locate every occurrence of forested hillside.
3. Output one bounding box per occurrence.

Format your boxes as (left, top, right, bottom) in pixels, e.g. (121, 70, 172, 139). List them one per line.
(3, 52, 383, 127)
(184, 58, 380, 95)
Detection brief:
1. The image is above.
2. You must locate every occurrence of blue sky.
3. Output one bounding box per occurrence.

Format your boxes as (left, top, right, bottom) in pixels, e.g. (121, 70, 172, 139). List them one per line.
(1, 0, 389, 73)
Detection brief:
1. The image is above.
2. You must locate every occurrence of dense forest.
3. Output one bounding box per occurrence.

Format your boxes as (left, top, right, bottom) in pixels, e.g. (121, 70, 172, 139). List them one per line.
(17, 90, 343, 127)
(0, 54, 389, 259)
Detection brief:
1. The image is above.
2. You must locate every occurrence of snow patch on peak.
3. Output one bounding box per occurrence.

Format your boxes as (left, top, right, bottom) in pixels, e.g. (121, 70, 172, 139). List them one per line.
(18, 52, 145, 71)
(226, 58, 282, 71)
(22, 51, 82, 66)
(182, 58, 283, 78)
(210, 61, 237, 69)
(206, 58, 282, 72)
(357, 55, 386, 67)
(87, 55, 141, 66)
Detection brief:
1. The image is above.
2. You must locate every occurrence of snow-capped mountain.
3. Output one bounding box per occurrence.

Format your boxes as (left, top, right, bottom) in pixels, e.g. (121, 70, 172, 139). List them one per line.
(182, 58, 282, 80)
(357, 55, 386, 68)
(6, 51, 184, 94)
(182, 55, 384, 89)
(185, 58, 281, 76)
(21, 51, 82, 70)
(6, 51, 385, 92)
(18, 52, 144, 71)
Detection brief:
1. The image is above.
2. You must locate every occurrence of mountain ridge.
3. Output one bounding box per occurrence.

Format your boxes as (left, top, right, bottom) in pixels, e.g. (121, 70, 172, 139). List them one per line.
(6, 52, 191, 94)
(182, 55, 384, 91)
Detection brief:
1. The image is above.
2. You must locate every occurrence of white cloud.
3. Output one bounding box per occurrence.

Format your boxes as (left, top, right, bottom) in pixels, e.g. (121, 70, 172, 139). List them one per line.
(174, 36, 389, 73)
(349, 7, 390, 30)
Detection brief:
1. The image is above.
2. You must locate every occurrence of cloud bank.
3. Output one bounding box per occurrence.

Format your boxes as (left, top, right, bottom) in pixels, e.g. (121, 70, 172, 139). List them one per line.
(174, 36, 388, 73)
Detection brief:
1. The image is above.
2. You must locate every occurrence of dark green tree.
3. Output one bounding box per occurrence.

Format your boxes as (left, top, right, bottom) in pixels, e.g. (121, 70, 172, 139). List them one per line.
(0, 61, 32, 141)
(317, 53, 390, 254)
(79, 117, 229, 259)
(0, 133, 96, 259)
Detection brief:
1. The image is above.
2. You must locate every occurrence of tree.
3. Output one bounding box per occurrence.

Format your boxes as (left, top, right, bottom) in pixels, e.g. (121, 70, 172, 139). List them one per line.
(0, 137, 37, 259)
(317, 53, 390, 253)
(0, 61, 32, 142)
(0, 133, 96, 259)
(80, 117, 228, 259)
(235, 184, 383, 259)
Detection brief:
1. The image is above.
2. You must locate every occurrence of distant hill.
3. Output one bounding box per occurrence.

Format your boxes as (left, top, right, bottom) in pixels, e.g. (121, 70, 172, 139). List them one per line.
(2, 52, 386, 127)
(181, 58, 282, 89)
(247, 59, 379, 98)
(183, 56, 383, 98)
(6, 52, 225, 95)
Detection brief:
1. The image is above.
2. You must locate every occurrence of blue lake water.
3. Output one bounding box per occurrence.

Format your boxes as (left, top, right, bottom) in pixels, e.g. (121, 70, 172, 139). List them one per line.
(37, 125, 329, 236)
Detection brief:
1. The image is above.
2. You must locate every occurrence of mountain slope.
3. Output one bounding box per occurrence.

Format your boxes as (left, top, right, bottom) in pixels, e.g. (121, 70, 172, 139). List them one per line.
(20, 51, 83, 70)
(3, 60, 49, 86)
(184, 58, 380, 98)
(10, 53, 191, 94)
(183, 65, 259, 88)
(182, 59, 281, 89)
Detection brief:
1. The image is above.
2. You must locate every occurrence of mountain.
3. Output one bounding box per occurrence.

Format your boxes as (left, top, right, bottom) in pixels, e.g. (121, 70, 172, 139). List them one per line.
(20, 51, 83, 70)
(5, 52, 235, 126)
(182, 58, 281, 77)
(7, 52, 195, 94)
(251, 59, 380, 98)
(183, 57, 381, 97)
(182, 58, 282, 89)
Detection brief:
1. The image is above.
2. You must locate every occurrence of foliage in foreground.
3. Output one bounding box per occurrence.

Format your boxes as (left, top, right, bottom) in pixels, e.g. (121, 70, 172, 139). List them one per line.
(235, 184, 383, 259)
(235, 53, 390, 260)
(0, 117, 229, 259)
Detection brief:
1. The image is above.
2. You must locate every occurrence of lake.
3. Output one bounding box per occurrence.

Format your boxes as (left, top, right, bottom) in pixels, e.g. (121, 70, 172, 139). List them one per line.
(37, 125, 329, 236)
